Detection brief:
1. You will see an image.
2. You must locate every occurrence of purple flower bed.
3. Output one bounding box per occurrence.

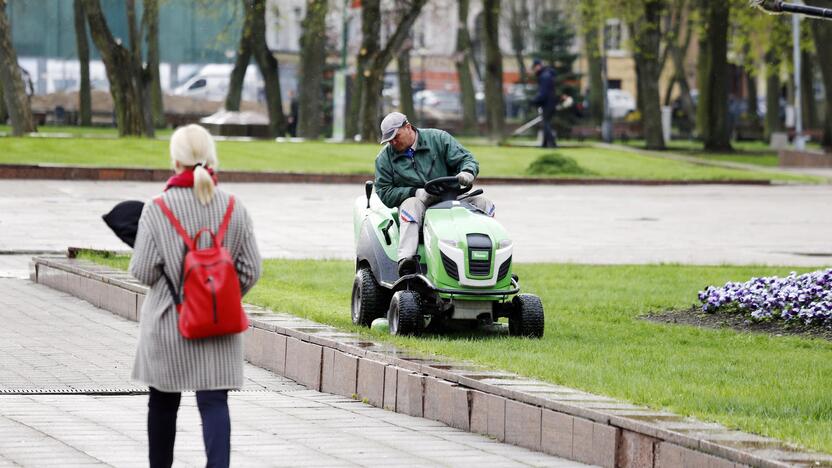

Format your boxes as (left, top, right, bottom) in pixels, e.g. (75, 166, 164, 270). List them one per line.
(698, 269, 832, 325)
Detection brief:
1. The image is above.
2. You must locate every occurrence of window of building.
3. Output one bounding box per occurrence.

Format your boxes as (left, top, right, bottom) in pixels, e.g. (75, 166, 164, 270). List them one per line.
(604, 19, 623, 52)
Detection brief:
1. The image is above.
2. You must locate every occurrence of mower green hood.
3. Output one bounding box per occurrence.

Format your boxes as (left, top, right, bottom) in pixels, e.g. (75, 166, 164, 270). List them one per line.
(423, 202, 513, 290)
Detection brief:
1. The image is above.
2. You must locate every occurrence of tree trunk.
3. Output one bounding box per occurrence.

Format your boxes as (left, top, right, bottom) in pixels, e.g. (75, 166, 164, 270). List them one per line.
(455, 0, 478, 133)
(73, 0, 92, 126)
(0, 0, 35, 135)
(347, 0, 380, 140)
(397, 47, 416, 119)
(482, 0, 505, 140)
(696, 0, 731, 151)
(84, 0, 143, 136)
(144, 0, 164, 129)
(746, 69, 761, 130)
(631, 1, 666, 150)
(126, 0, 154, 137)
(225, 1, 252, 113)
(666, 4, 695, 133)
(0, 85, 7, 124)
(801, 50, 817, 130)
(297, 0, 327, 139)
(250, 0, 285, 137)
(358, 0, 426, 141)
(806, 0, 832, 150)
(582, 15, 603, 125)
(508, 1, 528, 85)
(764, 50, 782, 141)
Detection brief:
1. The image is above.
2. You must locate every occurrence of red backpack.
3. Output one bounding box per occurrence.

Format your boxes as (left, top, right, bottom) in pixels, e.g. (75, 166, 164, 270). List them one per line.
(154, 196, 249, 339)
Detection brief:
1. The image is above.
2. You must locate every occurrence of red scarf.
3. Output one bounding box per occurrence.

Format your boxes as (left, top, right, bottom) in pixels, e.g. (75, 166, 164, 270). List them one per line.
(164, 168, 218, 191)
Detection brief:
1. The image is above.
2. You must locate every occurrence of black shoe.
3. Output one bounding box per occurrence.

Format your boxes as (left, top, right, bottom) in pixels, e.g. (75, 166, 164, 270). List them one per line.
(397, 257, 419, 276)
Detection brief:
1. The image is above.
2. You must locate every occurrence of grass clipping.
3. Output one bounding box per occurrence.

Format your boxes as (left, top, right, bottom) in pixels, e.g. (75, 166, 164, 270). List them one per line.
(526, 153, 594, 176)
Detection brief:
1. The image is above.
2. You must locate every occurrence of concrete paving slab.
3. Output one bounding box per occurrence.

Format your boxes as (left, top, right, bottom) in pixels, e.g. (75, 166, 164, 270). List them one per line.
(0, 278, 586, 467)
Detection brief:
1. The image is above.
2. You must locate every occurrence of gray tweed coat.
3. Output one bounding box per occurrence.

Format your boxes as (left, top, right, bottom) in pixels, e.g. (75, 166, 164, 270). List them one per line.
(129, 187, 262, 392)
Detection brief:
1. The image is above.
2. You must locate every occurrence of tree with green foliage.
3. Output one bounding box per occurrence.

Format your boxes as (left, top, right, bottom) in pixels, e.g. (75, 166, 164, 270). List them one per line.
(805, 0, 832, 150)
(627, 0, 667, 150)
(454, 0, 478, 134)
(696, 0, 732, 151)
(144, 0, 165, 129)
(73, 0, 92, 127)
(348, 0, 426, 142)
(298, 0, 328, 139)
(533, 6, 580, 140)
(225, 0, 285, 137)
(0, 0, 34, 135)
(82, 0, 162, 137)
(663, 0, 696, 135)
(397, 40, 416, 121)
(732, 1, 791, 141)
(579, 0, 604, 126)
(483, 0, 505, 139)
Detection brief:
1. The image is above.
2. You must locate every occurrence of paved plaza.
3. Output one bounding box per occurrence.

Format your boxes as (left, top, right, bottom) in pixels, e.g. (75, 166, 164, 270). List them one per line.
(0, 278, 583, 467)
(1, 180, 832, 266)
(0, 178, 830, 466)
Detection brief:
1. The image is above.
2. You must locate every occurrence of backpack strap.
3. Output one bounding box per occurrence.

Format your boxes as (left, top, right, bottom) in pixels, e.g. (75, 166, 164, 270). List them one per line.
(153, 197, 195, 251)
(215, 196, 236, 247)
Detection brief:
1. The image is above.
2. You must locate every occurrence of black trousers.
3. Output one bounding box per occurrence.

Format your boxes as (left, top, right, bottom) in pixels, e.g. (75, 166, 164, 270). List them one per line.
(148, 387, 231, 468)
(541, 106, 557, 148)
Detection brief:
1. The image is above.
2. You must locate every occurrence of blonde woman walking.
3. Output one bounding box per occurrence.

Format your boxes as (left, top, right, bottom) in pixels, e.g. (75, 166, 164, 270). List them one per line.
(129, 124, 262, 467)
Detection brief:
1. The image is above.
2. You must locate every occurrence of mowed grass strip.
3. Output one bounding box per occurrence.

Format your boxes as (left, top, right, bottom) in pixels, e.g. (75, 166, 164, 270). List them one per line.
(79, 252, 832, 453)
(0, 134, 815, 182)
(624, 139, 828, 168)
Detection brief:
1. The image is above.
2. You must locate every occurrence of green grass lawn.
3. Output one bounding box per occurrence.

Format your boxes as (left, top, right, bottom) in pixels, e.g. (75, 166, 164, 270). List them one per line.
(623, 139, 828, 168)
(79, 251, 832, 454)
(0, 124, 173, 138)
(0, 133, 818, 182)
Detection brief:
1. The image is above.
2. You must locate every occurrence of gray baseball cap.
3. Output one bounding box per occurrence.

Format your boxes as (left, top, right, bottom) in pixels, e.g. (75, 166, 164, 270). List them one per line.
(379, 112, 408, 144)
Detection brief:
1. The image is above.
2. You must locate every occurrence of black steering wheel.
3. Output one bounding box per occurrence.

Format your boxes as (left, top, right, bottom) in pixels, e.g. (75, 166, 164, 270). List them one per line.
(424, 176, 472, 201)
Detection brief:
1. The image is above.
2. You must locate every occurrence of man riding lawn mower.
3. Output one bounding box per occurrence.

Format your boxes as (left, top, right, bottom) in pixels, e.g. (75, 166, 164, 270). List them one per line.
(350, 112, 545, 337)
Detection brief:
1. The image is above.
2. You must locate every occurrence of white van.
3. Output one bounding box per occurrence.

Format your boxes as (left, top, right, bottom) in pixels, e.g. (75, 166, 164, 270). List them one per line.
(173, 64, 264, 102)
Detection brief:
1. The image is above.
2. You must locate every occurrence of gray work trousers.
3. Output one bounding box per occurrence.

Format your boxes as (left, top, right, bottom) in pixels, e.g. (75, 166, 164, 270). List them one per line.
(397, 194, 495, 261)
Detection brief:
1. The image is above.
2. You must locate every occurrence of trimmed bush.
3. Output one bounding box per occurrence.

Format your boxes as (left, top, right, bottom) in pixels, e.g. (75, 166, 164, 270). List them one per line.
(525, 153, 594, 176)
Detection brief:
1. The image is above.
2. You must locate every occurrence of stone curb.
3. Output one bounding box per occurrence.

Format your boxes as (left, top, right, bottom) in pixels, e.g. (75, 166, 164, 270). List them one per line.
(0, 163, 774, 186)
(30, 256, 831, 468)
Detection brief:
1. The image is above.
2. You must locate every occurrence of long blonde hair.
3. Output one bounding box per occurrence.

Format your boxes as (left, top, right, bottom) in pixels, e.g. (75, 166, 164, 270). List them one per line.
(169, 124, 218, 205)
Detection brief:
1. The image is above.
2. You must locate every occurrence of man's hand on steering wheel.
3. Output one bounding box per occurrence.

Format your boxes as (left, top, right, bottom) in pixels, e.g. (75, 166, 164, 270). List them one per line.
(456, 171, 475, 187)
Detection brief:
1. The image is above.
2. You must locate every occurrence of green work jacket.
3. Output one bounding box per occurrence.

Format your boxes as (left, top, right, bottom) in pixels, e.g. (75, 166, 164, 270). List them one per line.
(374, 128, 479, 208)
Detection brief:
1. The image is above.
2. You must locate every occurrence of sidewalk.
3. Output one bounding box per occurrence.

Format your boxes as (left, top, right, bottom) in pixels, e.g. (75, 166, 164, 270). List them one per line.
(0, 278, 584, 467)
(3, 180, 832, 266)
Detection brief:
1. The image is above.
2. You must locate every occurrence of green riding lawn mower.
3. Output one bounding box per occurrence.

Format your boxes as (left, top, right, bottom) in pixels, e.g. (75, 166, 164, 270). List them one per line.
(351, 176, 544, 338)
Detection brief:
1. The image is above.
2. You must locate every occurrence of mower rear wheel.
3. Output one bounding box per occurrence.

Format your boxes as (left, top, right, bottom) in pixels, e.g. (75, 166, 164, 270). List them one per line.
(351, 268, 387, 327)
(388, 290, 422, 336)
(509, 294, 545, 338)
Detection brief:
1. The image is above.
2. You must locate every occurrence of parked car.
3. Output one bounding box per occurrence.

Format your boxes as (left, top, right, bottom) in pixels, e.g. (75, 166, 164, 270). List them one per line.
(413, 89, 481, 123)
(607, 89, 636, 120)
(173, 64, 263, 102)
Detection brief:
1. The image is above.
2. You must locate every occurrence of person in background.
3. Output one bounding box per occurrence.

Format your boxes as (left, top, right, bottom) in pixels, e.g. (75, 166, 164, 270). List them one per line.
(531, 59, 558, 148)
(129, 124, 262, 468)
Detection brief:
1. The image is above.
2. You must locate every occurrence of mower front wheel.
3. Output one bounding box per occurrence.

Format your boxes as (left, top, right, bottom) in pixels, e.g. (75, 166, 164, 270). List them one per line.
(388, 290, 422, 336)
(351, 268, 387, 327)
(509, 294, 545, 338)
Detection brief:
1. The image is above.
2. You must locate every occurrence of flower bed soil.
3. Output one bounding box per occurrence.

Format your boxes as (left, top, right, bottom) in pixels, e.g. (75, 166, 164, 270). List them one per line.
(643, 307, 832, 341)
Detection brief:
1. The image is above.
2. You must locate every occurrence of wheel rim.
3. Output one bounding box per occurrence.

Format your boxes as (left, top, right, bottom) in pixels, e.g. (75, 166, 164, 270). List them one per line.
(351, 279, 361, 324)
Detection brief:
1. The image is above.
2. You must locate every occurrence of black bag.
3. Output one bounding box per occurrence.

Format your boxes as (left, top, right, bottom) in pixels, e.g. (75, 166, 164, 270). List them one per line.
(102, 200, 144, 248)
